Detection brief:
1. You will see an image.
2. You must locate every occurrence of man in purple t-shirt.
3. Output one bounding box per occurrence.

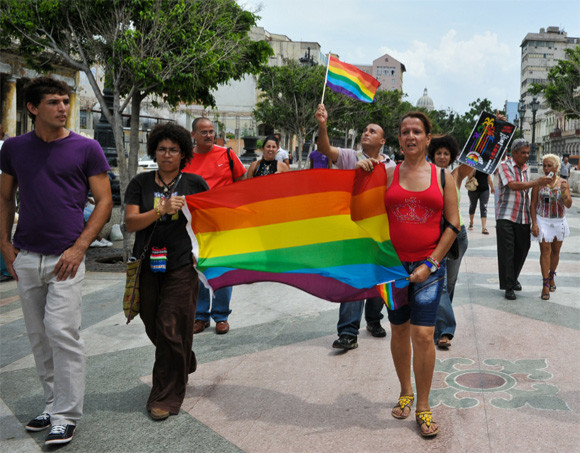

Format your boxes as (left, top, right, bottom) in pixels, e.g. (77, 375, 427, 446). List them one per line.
(308, 136, 332, 169)
(315, 103, 396, 351)
(0, 77, 112, 446)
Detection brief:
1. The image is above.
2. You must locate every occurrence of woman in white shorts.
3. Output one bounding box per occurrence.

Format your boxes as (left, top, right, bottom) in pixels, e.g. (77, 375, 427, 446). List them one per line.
(530, 154, 572, 300)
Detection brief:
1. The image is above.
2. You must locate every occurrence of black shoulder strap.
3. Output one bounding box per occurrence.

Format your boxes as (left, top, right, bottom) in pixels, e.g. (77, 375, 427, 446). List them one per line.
(440, 167, 460, 235)
(226, 148, 235, 182)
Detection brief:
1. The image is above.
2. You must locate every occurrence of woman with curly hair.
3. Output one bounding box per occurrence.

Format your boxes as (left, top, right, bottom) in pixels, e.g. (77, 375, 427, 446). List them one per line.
(124, 123, 209, 420)
(427, 135, 468, 349)
(530, 154, 572, 300)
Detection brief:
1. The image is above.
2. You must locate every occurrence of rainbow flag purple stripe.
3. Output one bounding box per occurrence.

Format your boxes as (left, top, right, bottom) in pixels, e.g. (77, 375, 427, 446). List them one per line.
(184, 167, 408, 306)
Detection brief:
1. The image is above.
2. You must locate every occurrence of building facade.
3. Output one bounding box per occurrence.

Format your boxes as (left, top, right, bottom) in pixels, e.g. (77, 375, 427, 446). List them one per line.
(520, 26, 580, 160)
(356, 53, 406, 92)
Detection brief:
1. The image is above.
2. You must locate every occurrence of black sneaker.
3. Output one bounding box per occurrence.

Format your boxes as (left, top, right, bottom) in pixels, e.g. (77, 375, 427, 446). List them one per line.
(366, 323, 387, 338)
(505, 289, 517, 300)
(45, 424, 76, 445)
(332, 335, 358, 350)
(514, 281, 522, 291)
(25, 412, 51, 432)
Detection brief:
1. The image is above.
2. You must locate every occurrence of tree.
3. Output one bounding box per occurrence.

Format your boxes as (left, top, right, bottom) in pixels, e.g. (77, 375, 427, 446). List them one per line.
(0, 0, 272, 256)
(254, 62, 416, 164)
(534, 46, 580, 119)
(254, 61, 344, 168)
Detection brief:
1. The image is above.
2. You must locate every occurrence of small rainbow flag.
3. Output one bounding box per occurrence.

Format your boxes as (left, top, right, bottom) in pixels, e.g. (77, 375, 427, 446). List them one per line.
(184, 166, 408, 305)
(377, 281, 398, 310)
(326, 55, 380, 103)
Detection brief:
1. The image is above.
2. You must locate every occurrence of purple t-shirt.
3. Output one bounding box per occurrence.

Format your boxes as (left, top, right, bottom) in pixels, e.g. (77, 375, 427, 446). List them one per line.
(0, 131, 110, 255)
(308, 150, 329, 169)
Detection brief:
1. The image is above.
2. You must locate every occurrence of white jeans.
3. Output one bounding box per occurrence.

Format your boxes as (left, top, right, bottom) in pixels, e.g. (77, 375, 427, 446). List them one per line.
(13, 250, 86, 426)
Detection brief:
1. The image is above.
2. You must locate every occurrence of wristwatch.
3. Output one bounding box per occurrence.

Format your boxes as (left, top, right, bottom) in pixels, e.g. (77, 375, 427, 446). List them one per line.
(424, 260, 438, 273)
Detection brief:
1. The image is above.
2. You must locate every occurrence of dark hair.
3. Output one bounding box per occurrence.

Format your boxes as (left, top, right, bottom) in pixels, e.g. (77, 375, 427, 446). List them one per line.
(263, 134, 279, 147)
(428, 134, 459, 166)
(191, 117, 213, 133)
(24, 76, 71, 121)
(147, 123, 193, 169)
(399, 111, 432, 135)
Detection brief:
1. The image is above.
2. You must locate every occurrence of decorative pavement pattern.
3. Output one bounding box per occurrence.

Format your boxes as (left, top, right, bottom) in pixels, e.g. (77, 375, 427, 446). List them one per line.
(431, 358, 570, 410)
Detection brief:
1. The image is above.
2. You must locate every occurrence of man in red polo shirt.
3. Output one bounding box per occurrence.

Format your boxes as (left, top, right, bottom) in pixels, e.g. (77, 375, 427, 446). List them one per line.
(183, 118, 246, 334)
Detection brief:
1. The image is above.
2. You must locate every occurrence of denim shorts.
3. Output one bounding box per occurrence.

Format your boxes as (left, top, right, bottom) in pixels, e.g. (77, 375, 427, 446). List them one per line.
(387, 259, 446, 327)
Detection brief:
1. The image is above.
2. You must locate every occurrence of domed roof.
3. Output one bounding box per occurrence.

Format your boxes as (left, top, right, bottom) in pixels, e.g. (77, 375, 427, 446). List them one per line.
(416, 87, 434, 111)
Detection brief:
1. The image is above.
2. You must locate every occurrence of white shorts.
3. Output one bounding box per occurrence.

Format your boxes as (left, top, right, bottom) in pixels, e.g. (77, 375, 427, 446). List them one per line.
(531, 215, 569, 242)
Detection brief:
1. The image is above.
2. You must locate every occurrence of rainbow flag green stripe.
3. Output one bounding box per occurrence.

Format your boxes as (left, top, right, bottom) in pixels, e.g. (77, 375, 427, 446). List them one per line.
(185, 167, 409, 304)
(326, 55, 380, 103)
(199, 237, 399, 274)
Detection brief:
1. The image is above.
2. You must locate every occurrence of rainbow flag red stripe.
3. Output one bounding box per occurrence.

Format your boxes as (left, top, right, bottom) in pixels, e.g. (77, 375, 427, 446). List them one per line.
(326, 55, 380, 103)
(184, 167, 408, 305)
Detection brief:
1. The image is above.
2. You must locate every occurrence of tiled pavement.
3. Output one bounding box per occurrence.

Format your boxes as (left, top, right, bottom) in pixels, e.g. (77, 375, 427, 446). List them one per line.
(1, 193, 579, 452)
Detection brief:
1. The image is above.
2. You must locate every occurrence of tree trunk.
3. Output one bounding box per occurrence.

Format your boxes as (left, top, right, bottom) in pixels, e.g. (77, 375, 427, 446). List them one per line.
(112, 86, 131, 261)
(350, 129, 357, 149)
(296, 131, 305, 170)
(129, 94, 142, 182)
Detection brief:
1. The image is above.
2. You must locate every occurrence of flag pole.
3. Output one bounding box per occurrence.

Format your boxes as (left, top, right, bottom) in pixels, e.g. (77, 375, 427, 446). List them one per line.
(320, 52, 331, 105)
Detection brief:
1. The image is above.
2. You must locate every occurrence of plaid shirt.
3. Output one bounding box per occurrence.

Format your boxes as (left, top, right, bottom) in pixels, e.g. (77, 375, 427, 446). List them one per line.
(496, 157, 530, 224)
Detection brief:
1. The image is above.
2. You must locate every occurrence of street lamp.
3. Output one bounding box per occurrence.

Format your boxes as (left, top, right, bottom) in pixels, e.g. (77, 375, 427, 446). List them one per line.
(530, 96, 540, 168)
(517, 98, 526, 138)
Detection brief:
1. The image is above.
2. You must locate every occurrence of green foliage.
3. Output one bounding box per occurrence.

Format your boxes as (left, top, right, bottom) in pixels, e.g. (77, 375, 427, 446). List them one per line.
(254, 62, 416, 153)
(533, 46, 580, 119)
(254, 61, 330, 138)
(0, 0, 271, 255)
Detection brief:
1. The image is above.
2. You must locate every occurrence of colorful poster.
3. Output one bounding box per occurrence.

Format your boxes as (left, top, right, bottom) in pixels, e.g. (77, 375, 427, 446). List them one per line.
(457, 111, 516, 175)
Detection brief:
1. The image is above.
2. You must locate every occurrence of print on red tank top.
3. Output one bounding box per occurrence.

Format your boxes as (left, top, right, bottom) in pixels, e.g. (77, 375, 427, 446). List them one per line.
(385, 164, 443, 262)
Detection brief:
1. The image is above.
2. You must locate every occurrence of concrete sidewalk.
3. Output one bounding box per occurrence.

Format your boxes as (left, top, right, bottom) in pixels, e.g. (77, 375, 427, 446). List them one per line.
(1, 194, 579, 452)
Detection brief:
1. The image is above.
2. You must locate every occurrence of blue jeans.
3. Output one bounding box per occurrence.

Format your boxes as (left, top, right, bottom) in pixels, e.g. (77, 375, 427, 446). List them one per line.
(196, 285, 232, 322)
(337, 297, 384, 337)
(387, 259, 446, 327)
(435, 225, 468, 341)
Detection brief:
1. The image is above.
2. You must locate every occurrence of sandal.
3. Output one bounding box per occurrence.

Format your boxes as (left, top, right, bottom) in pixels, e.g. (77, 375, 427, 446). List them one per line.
(392, 394, 414, 419)
(468, 223, 474, 230)
(437, 335, 451, 349)
(482, 228, 489, 235)
(416, 410, 439, 437)
(548, 271, 556, 292)
(541, 277, 550, 300)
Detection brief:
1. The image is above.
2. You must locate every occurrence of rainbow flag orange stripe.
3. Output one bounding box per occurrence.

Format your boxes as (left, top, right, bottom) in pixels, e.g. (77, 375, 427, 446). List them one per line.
(326, 55, 380, 103)
(184, 167, 408, 305)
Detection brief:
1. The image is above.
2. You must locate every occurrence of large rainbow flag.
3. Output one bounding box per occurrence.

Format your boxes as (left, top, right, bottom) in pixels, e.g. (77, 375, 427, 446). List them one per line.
(184, 166, 408, 306)
(326, 55, 380, 103)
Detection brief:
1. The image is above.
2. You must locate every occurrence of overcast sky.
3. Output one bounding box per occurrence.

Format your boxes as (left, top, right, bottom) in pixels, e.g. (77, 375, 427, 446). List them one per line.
(240, 0, 580, 115)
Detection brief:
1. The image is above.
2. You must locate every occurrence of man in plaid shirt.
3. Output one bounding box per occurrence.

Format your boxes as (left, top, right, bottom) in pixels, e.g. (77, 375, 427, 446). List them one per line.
(496, 139, 551, 300)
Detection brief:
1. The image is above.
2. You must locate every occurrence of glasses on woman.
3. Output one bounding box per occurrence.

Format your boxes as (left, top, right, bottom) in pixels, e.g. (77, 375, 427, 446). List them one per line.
(156, 147, 180, 155)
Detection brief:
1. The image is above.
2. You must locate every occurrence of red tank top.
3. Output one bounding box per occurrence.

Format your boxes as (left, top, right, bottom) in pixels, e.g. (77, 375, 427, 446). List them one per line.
(385, 163, 443, 262)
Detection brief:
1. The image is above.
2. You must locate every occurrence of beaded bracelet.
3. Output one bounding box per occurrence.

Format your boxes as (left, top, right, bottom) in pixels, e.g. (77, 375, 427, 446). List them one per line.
(155, 205, 162, 217)
(427, 256, 440, 269)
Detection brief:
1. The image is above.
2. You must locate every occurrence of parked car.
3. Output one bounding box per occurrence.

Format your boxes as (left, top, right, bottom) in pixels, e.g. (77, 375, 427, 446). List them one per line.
(139, 157, 158, 170)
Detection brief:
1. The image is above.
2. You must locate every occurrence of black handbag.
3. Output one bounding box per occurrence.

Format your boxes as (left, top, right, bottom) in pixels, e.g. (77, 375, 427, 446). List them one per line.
(440, 168, 460, 260)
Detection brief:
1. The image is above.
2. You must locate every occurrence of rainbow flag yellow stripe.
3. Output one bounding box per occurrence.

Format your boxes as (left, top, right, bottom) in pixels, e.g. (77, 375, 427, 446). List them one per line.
(326, 55, 380, 103)
(185, 167, 408, 304)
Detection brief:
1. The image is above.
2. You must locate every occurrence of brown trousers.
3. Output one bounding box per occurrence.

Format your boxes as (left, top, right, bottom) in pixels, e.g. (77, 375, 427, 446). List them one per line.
(139, 264, 198, 414)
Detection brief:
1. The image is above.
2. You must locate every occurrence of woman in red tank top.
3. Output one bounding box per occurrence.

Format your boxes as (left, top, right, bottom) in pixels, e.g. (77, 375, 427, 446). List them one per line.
(357, 112, 459, 437)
